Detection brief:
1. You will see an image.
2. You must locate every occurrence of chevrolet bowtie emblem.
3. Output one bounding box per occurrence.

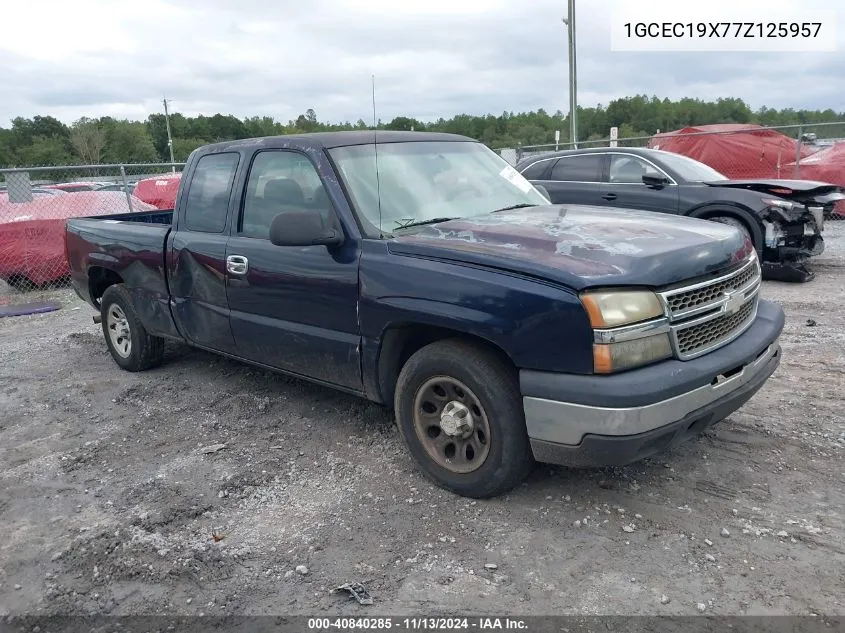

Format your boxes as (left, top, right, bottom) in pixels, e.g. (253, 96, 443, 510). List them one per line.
(723, 291, 745, 315)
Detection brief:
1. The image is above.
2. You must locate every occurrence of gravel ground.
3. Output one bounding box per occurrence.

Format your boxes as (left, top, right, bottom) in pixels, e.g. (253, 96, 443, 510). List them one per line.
(1, 225, 843, 617)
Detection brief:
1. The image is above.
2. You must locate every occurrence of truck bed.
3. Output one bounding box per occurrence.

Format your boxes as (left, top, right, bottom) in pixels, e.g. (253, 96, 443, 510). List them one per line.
(91, 209, 174, 225)
(65, 210, 180, 340)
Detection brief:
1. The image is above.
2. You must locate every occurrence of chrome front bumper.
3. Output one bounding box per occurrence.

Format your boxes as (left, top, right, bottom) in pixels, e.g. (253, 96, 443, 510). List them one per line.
(523, 341, 780, 448)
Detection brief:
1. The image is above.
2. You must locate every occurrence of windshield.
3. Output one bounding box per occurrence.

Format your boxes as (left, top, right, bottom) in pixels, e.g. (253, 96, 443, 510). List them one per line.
(654, 151, 727, 182)
(329, 141, 550, 235)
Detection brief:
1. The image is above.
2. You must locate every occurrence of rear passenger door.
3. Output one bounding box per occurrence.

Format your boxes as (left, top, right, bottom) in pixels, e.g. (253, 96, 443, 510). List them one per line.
(536, 154, 607, 205)
(167, 152, 240, 352)
(225, 149, 362, 391)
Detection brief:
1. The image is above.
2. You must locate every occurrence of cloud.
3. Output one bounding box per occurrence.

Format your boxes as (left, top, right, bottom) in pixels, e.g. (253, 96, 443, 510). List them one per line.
(1, 0, 843, 127)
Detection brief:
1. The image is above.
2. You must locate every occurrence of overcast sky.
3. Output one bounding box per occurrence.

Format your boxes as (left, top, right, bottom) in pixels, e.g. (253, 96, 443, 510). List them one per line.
(2, 0, 843, 126)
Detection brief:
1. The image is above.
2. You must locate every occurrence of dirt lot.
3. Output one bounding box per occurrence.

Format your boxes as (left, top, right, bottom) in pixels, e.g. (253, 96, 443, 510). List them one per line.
(1, 225, 843, 618)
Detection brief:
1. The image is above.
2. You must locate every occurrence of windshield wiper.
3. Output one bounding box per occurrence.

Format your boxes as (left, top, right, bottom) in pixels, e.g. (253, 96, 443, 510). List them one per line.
(393, 217, 457, 230)
(491, 203, 537, 213)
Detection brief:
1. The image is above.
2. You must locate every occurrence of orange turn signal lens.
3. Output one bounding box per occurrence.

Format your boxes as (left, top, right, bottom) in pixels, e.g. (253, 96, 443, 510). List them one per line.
(593, 344, 614, 374)
(581, 295, 609, 328)
(592, 334, 673, 374)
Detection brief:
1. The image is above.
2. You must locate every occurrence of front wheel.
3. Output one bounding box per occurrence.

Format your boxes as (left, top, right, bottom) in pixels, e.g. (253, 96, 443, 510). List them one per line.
(100, 284, 165, 372)
(394, 340, 535, 498)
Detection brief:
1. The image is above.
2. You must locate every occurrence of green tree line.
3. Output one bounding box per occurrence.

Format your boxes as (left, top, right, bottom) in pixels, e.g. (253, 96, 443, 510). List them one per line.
(2, 96, 844, 168)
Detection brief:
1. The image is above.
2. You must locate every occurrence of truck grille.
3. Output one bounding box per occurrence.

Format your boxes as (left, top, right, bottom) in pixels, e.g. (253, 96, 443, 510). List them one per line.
(664, 258, 759, 319)
(658, 254, 762, 360)
(675, 299, 756, 357)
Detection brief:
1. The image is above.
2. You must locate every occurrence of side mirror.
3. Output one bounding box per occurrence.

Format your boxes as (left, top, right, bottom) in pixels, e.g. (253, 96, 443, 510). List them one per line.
(642, 173, 669, 188)
(533, 184, 552, 202)
(268, 210, 344, 247)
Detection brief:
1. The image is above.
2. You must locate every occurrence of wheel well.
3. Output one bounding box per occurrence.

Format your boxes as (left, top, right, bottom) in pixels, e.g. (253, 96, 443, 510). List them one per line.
(88, 267, 123, 307)
(690, 207, 763, 253)
(376, 324, 515, 407)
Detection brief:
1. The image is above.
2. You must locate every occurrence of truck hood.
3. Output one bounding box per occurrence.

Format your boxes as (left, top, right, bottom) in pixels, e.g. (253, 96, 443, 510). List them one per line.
(704, 179, 845, 205)
(389, 205, 752, 291)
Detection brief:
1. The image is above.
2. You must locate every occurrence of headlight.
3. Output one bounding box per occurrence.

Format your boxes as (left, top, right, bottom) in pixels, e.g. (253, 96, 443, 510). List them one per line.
(761, 197, 797, 211)
(580, 290, 664, 328)
(593, 333, 673, 374)
(581, 289, 671, 373)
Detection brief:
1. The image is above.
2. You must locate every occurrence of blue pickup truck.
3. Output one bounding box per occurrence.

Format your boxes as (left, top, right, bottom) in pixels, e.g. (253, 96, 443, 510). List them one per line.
(65, 131, 785, 498)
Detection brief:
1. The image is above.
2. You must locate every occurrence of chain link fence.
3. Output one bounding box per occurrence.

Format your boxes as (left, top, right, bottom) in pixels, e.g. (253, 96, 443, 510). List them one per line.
(499, 122, 845, 170)
(496, 121, 845, 221)
(1, 163, 184, 302)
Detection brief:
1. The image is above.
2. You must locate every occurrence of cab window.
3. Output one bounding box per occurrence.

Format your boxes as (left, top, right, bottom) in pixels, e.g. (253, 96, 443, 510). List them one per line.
(239, 150, 333, 240)
(183, 153, 239, 233)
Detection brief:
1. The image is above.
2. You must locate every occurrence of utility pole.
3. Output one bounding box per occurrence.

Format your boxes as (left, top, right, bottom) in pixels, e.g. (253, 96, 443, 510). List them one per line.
(562, 0, 578, 148)
(163, 97, 176, 172)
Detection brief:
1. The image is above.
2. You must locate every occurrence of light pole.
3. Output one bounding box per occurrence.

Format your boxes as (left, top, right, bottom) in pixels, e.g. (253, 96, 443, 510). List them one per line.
(163, 97, 176, 172)
(562, 0, 578, 148)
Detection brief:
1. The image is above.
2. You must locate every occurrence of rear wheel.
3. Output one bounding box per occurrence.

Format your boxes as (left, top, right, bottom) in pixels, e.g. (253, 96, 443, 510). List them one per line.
(100, 284, 165, 372)
(394, 339, 535, 498)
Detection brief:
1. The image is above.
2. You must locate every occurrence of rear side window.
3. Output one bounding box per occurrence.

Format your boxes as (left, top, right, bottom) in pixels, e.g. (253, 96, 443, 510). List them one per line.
(183, 153, 239, 233)
(550, 154, 603, 182)
(519, 160, 550, 180)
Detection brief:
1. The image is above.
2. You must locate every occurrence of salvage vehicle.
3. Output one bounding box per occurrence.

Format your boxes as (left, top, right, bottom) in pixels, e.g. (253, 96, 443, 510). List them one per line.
(96, 182, 137, 194)
(1, 190, 155, 290)
(66, 132, 785, 498)
(43, 181, 107, 192)
(132, 173, 181, 209)
(515, 147, 845, 282)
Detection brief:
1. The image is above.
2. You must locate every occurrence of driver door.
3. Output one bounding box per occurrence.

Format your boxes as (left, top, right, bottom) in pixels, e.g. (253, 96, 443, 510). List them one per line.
(225, 149, 362, 390)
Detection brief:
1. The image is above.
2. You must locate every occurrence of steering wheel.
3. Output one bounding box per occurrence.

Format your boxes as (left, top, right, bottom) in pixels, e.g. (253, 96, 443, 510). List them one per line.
(444, 186, 479, 202)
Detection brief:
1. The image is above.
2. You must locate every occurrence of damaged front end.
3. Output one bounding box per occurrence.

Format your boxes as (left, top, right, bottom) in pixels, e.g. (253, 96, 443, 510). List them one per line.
(706, 179, 845, 282)
(760, 196, 825, 261)
(759, 199, 825, 282)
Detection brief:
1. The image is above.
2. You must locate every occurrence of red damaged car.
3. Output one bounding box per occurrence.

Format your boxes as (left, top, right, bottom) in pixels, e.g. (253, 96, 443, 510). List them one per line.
(43, 181, 108, 192)
(132, 173, 181, 209)
(0, 190, 156, 290)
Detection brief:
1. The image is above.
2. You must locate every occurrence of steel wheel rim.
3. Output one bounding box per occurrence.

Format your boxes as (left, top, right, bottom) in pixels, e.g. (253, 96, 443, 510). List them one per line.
(412, 375, 491, 474)
(106, 304, 132, 358)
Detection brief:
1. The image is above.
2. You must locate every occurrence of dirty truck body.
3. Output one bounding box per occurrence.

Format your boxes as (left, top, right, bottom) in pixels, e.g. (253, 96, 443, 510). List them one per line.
(65, 131, 784, 498)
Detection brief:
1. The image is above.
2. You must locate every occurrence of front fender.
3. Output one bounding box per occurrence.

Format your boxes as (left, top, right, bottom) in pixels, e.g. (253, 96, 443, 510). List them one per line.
(687, 204, 765, 253)
(375, 297, 512, 333)
(359, 243, 594, 377)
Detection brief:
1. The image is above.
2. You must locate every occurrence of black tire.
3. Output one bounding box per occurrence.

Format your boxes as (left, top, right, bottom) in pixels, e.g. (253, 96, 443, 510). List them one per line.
(394, 339, 535, 498)
(100, 284, 165, 372)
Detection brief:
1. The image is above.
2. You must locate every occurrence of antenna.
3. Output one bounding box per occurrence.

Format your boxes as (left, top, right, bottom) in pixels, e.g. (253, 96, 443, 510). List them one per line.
(372, 74, 383, 238)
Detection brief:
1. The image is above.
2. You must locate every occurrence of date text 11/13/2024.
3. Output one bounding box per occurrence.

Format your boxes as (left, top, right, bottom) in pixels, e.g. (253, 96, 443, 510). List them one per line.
(307, 617, 528, 631)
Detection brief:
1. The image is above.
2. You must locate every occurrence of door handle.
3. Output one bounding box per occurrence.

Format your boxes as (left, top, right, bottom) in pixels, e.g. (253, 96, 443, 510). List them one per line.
(226, 255, 249, 275)
(601, 193, 618, 201)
